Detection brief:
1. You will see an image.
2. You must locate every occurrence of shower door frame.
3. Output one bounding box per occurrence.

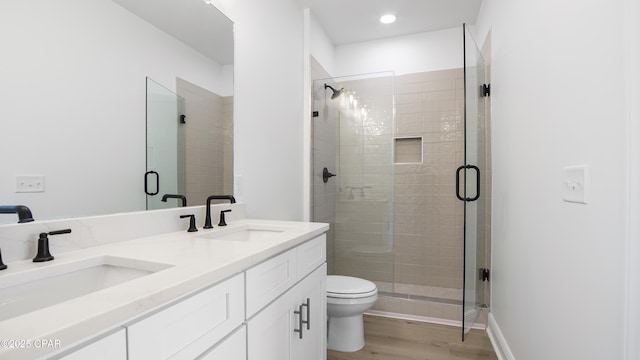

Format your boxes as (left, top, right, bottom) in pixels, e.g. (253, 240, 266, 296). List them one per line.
(461, 23, 489, 340)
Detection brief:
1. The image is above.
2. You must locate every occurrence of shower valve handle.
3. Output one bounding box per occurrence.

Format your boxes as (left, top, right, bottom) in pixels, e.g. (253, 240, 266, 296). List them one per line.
(322, 167, 336, 183)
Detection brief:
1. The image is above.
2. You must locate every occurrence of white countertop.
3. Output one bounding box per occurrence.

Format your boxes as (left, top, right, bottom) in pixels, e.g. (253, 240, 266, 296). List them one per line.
(0, 219, 329, 360)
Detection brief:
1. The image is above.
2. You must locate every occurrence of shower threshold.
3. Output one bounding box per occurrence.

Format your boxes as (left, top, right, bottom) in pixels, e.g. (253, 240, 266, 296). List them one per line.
(377, 291, 462, 306)
(374, 281, 463, 305)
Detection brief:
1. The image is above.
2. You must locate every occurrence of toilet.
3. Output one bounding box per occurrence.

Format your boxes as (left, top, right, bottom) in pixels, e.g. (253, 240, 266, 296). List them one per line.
(326, 275, 378, 352)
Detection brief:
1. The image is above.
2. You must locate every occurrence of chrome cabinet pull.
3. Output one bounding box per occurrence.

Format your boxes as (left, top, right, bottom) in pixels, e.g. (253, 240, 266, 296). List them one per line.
(301, 298, 310, 330)
(294, 305, 304, 339)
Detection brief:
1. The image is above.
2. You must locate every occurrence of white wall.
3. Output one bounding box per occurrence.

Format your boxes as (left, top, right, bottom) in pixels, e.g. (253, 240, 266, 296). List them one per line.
(310, 13, 337, 77)
(215, 0, 306, 220)
(624, 1, 640, 357)
(334, 27, 462, 77)
(0, 0, 228, 223)
(475, 0, 632, 359)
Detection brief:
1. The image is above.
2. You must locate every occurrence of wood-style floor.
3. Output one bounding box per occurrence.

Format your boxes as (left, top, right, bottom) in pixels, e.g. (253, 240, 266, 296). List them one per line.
(327, 315, 498, 360)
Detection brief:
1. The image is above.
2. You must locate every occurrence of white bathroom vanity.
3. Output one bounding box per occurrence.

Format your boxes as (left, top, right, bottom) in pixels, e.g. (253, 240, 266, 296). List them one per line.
(0, 204, 328, 360)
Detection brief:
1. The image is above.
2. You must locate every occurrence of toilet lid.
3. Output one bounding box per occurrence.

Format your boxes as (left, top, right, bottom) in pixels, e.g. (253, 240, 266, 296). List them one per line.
(327, 275, 377, 298)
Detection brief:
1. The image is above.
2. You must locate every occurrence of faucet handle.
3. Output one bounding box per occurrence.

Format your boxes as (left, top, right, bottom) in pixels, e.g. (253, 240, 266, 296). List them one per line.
(49, 229, 72, 236)
(218, 209, 232, 227)
(33, 228, 71, 262)
(180, 214, 198, 232)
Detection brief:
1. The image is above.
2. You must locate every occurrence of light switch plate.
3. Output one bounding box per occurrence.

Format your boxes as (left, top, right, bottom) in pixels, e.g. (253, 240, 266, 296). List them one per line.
(16, 175, 45, 193)
(562, 165, 587, 204)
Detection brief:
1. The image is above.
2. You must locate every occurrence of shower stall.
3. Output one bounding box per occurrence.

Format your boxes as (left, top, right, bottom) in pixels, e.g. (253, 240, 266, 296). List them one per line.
(311, 26, 489, 339)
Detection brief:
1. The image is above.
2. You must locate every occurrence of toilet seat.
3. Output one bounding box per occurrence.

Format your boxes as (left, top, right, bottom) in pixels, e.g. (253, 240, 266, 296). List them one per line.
(327, 275, 378, 299)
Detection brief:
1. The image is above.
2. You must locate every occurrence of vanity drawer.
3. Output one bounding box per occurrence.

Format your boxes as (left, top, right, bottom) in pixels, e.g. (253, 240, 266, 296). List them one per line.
(245, 248, 297, 317)
(58, 328, 126, 360)
(296, 234, 326, 279)
(127, 273, 244, 360)
(245, 235, 327, 318)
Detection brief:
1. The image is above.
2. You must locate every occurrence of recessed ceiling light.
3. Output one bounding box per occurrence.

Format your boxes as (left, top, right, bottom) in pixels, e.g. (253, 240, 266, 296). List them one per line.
(379, 14, 397, 25)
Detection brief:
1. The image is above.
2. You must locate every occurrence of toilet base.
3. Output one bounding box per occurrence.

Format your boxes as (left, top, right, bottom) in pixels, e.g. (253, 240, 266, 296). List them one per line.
(327, 314, 365, 352)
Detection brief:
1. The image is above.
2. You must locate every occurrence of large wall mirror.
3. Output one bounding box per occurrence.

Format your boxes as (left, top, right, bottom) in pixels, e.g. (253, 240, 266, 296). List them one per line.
(0, 0, 233, 224)
(146, 77, 233, 210)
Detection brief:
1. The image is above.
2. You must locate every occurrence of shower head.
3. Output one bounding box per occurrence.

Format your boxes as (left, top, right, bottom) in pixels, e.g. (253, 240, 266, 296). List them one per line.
(324, 84, 344, 100)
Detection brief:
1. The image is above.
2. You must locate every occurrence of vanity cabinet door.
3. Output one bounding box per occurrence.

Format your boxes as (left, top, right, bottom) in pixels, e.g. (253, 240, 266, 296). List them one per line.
(293, 263, 326, 360)
(58, 328, 126, 360)
(247, 264, 326, 360)
(246, 287, 295, 360)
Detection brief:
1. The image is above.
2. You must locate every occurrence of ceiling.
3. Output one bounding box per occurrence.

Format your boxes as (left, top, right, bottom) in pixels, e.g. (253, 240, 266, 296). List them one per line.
(302, 0, 484, 45)
(113, 0, 234, 65)
(111, 0, 483, 65)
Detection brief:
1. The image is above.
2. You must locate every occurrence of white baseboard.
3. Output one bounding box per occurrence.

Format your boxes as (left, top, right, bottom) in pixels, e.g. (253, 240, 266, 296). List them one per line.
(487, 313, 515, 360)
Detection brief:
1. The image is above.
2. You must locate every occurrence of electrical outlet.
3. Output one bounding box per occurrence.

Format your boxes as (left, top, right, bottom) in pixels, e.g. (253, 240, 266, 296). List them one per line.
(562, 165, 587, 204)
(16, 175, 45, 193)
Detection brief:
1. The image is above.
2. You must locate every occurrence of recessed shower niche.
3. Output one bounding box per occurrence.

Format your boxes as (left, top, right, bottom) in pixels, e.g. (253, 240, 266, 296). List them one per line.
(394, 137, 423, 164)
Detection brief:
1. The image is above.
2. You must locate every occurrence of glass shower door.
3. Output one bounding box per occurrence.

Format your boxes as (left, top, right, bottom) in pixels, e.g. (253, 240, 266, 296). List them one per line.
(145, 78, 184, 210)
(311, 74, 395, 290)
(461, 24, 488, 339)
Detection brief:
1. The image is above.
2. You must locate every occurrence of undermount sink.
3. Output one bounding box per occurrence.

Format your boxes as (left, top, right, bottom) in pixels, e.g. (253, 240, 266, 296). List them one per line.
(0, 256, 172, 322)
(196, 224, 294, 241)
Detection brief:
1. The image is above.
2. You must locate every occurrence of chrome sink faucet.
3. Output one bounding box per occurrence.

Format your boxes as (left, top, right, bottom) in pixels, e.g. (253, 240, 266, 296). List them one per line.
(204, 195, 236, 229)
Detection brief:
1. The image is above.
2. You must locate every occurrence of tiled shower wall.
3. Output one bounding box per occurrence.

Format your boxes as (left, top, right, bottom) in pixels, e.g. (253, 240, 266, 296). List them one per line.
(177, 78, 233, 205)
(392, 69, 465, 292)
(373, 69, 467, 320)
